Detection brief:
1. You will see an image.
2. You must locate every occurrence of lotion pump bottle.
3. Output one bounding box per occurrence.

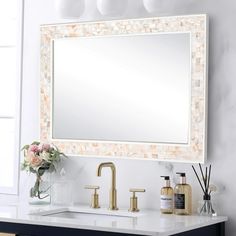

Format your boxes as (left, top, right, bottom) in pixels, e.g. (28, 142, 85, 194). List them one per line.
(160, 176, 173, 214)
(174, 172, 192, 215)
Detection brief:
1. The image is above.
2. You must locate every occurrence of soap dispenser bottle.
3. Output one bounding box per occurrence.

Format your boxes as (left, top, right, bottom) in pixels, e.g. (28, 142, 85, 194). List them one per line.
(174, 172, 192, 215)
(160, 176, 173, 214)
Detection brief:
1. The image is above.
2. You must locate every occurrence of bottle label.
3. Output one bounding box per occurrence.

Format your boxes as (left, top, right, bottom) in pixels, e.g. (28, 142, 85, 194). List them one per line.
(174, 194, 185, 209)
(160, 195, 173, 209)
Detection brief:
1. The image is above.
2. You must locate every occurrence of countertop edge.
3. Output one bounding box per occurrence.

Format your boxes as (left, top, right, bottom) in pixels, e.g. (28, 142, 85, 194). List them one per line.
(158, 217, 228, 236)
(0, 215, 228, 236)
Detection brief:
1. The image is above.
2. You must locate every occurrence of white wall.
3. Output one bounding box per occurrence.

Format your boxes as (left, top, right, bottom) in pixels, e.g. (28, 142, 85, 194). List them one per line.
(19, 0, 236, 235)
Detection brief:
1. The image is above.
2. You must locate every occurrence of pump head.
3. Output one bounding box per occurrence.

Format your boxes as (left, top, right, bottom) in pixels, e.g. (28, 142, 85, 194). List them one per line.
(160, 176, 170, 180)
(176, 172, 186, 177)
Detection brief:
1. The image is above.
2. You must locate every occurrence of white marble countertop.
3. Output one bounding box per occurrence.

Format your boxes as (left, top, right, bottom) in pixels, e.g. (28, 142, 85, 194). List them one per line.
(0, 203, 227, 236)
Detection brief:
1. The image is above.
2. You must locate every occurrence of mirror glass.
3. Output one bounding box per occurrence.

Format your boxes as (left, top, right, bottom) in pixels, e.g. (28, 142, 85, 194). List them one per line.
(52, 33, 191, 144)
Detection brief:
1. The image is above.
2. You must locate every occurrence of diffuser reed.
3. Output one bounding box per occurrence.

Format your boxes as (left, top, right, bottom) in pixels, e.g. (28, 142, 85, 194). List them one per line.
(192, 164, 216, 216)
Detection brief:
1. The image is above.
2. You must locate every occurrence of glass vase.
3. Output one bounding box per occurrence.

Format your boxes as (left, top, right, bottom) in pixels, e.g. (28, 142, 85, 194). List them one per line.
(197, 194, 217, 216)
(28, 171, 52, 205)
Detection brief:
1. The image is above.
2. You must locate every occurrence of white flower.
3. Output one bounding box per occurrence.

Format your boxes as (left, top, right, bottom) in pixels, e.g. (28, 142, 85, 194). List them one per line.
(40, 151, 51, 162)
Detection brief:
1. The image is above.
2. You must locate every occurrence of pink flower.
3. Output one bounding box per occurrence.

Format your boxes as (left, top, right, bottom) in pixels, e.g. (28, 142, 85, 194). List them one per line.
(30, 155, 43, 167)
(42, 143, 51, 152)
(38, 144, 43, 152)
(29, 144, 39, 153)
(25, 151, 33, 163)
(38, 143, 50, 152)
(26, 151, 43, 167)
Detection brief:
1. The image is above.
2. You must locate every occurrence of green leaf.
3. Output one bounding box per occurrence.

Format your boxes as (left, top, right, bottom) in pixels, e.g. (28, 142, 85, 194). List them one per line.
(48, 164, 56, 173)
(60, 152, 68, 158)
(31, 141, 40, 145)
(29, 167, 37, 173)
(21, 144, 30, 151)
(21, 161, 28, 171)
(30, 186, 37, 197)
(38, 168, 45, 176)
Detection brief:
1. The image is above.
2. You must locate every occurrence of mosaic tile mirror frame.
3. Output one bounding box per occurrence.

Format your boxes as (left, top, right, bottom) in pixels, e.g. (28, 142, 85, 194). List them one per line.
(40, 14, 208, 163)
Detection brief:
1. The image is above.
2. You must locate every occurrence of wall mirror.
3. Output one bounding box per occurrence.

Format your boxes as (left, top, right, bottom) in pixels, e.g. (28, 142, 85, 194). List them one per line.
(40, 14, 208, 163)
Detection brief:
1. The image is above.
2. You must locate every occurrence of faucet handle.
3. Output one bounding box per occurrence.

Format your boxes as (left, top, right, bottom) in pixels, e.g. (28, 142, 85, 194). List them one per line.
(85, 185, 100, 190)
(130, 188, 146, 193)
(129, 188, 146, 212)
(84, 185, 100, 209)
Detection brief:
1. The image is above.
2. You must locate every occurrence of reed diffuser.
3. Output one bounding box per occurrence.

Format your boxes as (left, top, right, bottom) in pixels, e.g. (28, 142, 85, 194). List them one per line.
(192, 164, 217, 216)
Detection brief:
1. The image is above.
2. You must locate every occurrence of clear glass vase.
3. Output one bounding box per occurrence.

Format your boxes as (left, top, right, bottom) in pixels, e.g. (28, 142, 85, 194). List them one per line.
(28, 171, 52, 205)
(197, 195, 217, 216)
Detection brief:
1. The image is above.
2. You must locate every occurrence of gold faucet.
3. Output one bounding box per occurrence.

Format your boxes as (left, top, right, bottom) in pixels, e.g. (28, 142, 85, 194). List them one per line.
(97, 162, 118, 210)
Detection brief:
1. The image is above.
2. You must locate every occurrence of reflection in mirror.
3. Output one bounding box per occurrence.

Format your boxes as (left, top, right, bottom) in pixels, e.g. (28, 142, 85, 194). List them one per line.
(52, 33, 191, 144)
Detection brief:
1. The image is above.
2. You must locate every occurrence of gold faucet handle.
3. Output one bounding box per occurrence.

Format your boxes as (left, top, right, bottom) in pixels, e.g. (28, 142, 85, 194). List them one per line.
(84, 185, 100, 209)
(85, 185, 100, 191)
(129, 188, 146, 212)
(129, 188, 146, 193)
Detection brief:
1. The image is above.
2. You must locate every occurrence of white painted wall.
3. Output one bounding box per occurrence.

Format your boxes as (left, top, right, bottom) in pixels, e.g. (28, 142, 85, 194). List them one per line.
(18, 0, 236, 235)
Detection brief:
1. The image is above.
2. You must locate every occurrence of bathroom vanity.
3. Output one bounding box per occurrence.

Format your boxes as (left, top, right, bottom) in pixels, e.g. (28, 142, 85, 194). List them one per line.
(0, 205, 227, 236)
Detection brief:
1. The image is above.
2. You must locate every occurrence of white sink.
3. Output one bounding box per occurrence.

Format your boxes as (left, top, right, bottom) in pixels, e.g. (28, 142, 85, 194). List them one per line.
(30, 206, 143, 220)
(42, 211, 131, 221)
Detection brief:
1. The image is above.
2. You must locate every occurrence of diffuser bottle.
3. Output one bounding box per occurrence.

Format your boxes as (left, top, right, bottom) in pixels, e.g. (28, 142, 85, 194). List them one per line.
(160, 176, 173, 214)
(174, 172, 192, 215)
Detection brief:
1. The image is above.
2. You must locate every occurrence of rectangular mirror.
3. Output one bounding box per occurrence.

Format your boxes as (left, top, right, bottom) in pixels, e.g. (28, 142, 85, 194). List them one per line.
(40, 15, 208, 163)
(52, 33, 191, 144)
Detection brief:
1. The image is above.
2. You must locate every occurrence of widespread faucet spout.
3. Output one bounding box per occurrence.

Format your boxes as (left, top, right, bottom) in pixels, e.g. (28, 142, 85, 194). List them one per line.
(96, 162, 118, 210)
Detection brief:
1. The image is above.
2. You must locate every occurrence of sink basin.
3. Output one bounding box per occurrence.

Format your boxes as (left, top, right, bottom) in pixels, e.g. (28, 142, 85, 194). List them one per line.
(43, 211, 132, 221)
(30, 206, 143, 221)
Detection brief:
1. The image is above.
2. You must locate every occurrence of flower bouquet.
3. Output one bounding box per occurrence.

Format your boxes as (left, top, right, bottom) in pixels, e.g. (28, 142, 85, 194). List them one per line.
(21, 141, 66, 204)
